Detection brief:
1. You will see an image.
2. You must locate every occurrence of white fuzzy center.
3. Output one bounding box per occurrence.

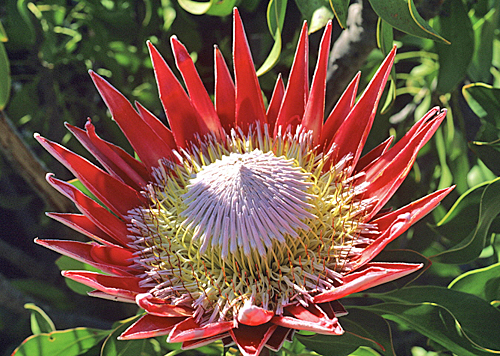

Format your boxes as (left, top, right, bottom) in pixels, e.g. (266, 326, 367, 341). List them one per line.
(181, 149, 315, 257)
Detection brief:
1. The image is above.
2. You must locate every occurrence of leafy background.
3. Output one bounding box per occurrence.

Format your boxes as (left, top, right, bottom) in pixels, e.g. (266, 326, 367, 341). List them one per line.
(1, 0, 500, 355)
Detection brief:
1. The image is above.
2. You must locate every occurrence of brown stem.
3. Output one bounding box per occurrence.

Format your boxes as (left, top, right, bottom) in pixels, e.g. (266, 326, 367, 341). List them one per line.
(326, 0, 378, 113)
(0, 110, 74, 212)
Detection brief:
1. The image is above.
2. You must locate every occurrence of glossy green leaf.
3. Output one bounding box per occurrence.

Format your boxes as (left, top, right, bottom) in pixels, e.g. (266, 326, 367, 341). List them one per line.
(361, 286, 500, 354)
(0, 41, 11, 110)
(25, 303, 56, 335)
(468, 2, 500, 83)
(55, 255, 101, 295)
(368, 0, 448, 43)
(0, 20, 8, 42)
(435, 0, 474, 93)
(257, 0, 287, 76)
(12, 328, 109, 356)
(349, 347, 383, 356)
(101, 315, 158, 356)
(329, 0, 349, 29)
(177, 0, 236, 16)
(448, 262, 500, 303)
(295, 0, 334, 33)
(297, 308, 395, 356)
(432, 177, 500, 263)
(469, 140, 500, 176)
(206, 0, 237, 16)
(462, 83, 500, 131)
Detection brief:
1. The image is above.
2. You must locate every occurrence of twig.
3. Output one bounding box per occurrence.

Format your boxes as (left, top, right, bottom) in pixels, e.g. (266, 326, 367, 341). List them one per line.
(0, 110, 74, 212)
(326, 0, 378, 113)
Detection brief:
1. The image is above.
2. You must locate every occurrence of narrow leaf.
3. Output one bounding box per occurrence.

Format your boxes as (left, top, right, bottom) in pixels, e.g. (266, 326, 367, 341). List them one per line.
(25, 303, 56, 335)
(368, 0, 449, 43)
(11, 328, 109, 356)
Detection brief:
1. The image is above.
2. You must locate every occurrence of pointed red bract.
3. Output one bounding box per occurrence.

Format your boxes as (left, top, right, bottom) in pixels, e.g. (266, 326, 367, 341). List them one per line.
(272, 303, 343, 335)
(37, 134, 146, 219)
(47, 213, 117, 246)
(135, 101, 177, 151)
(351, 186, 454, 270)
(266, 74, 285, 133)
(119, 314, 186, 340)
(168, 317, 234, 343)
(214, 46, 236, 131)
(136, 293, 194, 317)
(66, 121, 148, 190)
(330, 47, 396, 171)
(355, 136, 394, 172)
(46, 174, 130, 247)
(362, 109, 447, 219)
(230, 323, 277, 356)
(89, 71, 173, 170)
(148, 42, 210, 147)
(35, 239, 134, 276)
(320, 72, 360, 149)
(171, 36, 223, 138)
(274, 21, 309, 135)
(233, 9, 267, 131)
(301, 21, 332, 144)
(62, 271, 147, 299)
(313, 262, 423, 303)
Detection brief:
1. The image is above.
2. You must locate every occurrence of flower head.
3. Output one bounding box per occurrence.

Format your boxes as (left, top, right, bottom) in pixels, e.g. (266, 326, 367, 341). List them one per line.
(35, 9, 452, 356)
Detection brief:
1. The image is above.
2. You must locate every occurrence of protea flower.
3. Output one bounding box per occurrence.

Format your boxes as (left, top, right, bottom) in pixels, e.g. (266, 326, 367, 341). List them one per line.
(34, 8, 452, 356)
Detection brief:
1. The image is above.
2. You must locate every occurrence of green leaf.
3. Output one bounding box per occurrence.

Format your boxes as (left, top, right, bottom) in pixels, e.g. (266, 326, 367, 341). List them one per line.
(0, 20, 8, 42)
(25, 303, 56, 335)
(432, 177, 500, 263)
(177, 0, 236, 16)
(329, 0, 349, 29)
(462, 83, 500, 131)
(368, 0, 449, 43)
(469, 140, 500, 176)
(468, 2, 500, 83)
(297, 308, 395, 356)
(361, 286, 500, 354)
(12, 328, 109, 356)
(295, 0, 334, 33)
(55, 255, 101, 295)
(448, 262, 500, 303)
(435, 0, 475, 93)
(101, 315, 159, 356)
(0, 41, 11, 110)
(257, 0, 287, 76)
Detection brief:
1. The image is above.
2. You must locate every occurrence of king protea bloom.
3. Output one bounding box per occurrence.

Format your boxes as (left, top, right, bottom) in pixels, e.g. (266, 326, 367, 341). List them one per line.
(35, 8, 452, 356)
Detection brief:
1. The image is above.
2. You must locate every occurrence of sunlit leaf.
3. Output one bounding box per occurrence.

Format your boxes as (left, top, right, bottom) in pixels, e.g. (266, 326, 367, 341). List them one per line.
(298, 308, 395, 356)
(469, 140, 500, 176)
(462, 83, 500, 131)
(361, 286, 500, 354)
(0, 41, 11, 110)
(101, 315, 159, 356)
(295, 0, 334, 33)
(468, 2, 500, 83)
(11, 328, 109, 356)
(448, 262, 500, 303)
(432, 177, 500, 263)
(257, 0, 287, 76)
(25, 303, 56, 335)
(55, 255, 101, 295)
(177, 0, 236, 16)
(368, 0, 448, 43)
(435, 0, 475, 93)
(329, 0, 349, 29)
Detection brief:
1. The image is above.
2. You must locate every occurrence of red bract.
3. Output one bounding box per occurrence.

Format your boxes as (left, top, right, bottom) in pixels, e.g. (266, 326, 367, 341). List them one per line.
(35, 9, 452, 356)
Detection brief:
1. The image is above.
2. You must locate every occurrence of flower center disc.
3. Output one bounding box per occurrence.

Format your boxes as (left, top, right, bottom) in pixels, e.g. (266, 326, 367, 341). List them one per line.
(181, 150, 315, 258)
